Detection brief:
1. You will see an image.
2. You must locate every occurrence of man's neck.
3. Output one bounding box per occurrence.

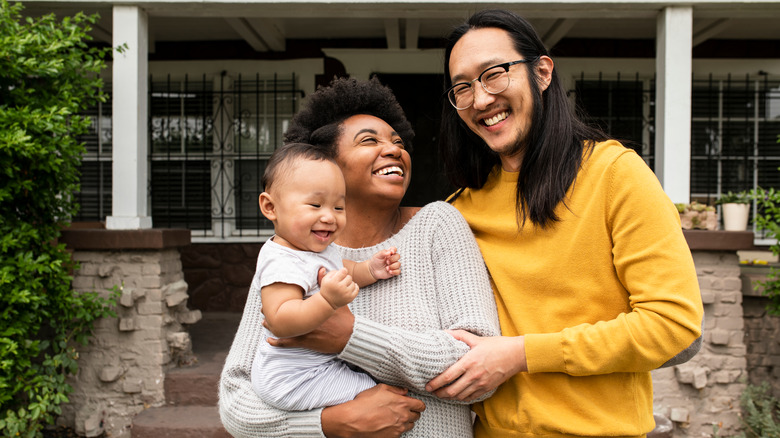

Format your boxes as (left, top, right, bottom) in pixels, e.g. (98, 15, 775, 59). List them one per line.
(500, 153, 523, 172)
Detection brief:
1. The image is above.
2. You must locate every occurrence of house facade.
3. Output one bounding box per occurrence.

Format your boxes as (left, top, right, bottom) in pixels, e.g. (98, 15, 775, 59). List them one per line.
(17, 0, 780, 435)
(22, 0, 780, 243)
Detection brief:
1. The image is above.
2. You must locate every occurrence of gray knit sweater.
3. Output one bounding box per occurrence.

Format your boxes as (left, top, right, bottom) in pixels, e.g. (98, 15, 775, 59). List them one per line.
(219, 201, 501, 437)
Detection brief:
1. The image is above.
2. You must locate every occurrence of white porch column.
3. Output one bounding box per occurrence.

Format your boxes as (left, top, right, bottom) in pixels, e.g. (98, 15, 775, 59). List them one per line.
(107, 6, 152, 229)
(655, 6, 692, 204)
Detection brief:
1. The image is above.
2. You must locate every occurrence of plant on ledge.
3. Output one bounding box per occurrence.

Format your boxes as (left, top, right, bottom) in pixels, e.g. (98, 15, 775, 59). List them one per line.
(676, 201, 718, 230)
(715, 190, 752, 205)
(716, 191, 753, 231)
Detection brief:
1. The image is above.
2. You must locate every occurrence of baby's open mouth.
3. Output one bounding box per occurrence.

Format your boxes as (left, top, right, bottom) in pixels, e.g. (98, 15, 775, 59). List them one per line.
(312, 230, 332, 239)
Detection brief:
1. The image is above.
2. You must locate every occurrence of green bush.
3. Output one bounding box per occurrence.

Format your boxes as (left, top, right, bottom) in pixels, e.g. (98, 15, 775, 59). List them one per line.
(740, 382, 780, 438)
(749, 135, 780, 316)
(0, 1, 116, 436)
(713, 383, 780, 438)
(752, 185, 780, 316)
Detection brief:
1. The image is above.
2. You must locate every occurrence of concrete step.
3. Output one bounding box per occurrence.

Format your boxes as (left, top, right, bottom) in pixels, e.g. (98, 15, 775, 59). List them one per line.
(132, 406, 231, 438)
(131, 313, 241, 436)
(165, 312, 241, 406)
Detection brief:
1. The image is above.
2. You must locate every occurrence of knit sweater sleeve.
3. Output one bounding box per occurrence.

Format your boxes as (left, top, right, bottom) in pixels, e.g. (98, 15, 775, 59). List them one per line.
(338, 202, 501, 400)
(218, 283, 325, 437)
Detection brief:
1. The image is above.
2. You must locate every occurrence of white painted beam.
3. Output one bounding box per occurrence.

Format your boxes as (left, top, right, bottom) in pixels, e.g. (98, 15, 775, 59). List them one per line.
(692, 18, 731, 47)
(225, 17, 269, 51)
(108, 5, 152, 229)
(655, 6, 692, 204)
(405, 18, 420, 50)
(542, 18, 577, 50)
(384, 18, 400, 50)
(246, 18, 286, 51)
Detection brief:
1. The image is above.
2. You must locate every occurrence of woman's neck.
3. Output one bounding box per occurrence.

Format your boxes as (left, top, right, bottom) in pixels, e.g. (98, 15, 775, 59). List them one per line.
(336, 203, 405, 249)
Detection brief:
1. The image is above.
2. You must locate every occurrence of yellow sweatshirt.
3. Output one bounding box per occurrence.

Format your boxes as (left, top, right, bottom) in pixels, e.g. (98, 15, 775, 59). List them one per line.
(452, 141, 703, 438)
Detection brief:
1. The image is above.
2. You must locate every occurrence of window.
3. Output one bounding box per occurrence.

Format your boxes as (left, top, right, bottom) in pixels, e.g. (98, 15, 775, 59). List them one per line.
(74, 73, 302, 240)
(74, 89, 112, 222)
(691, 75, 780, 203)
(575, 72, 780, 238)
(149, 73, 301, 240)
(573, 74, 655, 167)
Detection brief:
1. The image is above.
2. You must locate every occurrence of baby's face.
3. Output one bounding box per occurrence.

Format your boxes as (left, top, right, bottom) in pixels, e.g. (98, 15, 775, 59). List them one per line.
(270, 159, 347, 253)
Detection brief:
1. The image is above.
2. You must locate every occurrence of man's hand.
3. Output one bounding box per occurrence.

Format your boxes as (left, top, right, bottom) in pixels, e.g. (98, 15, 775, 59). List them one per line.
(266, 305, 355, 353)
(322, 384, 426, 438)
(425, 330, 527, 401)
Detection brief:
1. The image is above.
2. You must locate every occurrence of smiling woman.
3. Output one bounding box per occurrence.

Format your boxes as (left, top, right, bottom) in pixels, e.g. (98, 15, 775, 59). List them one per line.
(218, 77, 501, 438)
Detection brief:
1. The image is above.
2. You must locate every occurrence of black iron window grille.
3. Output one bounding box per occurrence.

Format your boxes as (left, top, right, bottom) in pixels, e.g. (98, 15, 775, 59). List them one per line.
(573, 72, 656, 167)
(74, 86, 113, 223)
(149, 72, 301, 240)
(75, 71, 779, 240)
(573, 72, 780, 238)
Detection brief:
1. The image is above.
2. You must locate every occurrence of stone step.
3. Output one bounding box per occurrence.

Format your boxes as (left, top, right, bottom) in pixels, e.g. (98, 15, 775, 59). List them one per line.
(165, 364, 221, 406)
(132, 406, 231, 438)
(131, 313, 240, 436)
(165, 312, 241, 406)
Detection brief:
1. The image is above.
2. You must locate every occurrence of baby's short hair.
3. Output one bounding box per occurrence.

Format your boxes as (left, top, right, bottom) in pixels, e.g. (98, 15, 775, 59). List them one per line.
(262, 143, 337, 192)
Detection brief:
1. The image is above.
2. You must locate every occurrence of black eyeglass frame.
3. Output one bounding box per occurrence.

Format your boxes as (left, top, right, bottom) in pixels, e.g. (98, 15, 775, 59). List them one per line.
(445, 58, 538, 110)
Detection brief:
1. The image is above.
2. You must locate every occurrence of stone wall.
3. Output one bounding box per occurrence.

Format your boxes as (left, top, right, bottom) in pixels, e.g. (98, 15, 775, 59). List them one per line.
(175, 234, 775, 437)
(652, 251, 747, 437)
(180, 243, 261, 312)
(741, 266, 780, 401)
(59, 229, 197, 437)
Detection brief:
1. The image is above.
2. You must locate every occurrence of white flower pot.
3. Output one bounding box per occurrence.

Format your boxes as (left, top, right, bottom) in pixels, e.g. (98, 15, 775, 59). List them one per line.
(721, 203, 750, 231)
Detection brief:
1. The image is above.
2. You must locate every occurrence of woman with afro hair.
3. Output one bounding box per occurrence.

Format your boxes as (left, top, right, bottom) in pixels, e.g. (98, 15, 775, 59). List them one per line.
(219, 76, 500, 437)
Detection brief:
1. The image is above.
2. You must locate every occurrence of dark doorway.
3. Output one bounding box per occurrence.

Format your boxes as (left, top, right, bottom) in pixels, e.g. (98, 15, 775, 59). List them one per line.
(375, 73, 454, 207)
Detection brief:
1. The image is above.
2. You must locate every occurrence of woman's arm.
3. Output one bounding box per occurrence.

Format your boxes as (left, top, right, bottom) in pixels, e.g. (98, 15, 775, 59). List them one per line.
(339, 204, 500, 399)
(270, 203, 501, 400)
(219, 282, 424, 437)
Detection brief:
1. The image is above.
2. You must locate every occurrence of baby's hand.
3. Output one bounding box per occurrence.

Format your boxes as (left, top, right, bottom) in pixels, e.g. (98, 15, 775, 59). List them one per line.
(368, 247, 401, 280)
(319, 267, 359, 309)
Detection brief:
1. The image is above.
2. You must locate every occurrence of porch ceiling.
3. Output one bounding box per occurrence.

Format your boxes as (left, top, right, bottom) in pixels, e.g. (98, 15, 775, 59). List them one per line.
(20, 1, 780, 51)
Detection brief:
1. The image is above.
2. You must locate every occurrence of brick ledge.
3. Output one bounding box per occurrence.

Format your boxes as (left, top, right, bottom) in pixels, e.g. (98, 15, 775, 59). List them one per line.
(60, 228, 191, 250)
(683, 230, 755, 251)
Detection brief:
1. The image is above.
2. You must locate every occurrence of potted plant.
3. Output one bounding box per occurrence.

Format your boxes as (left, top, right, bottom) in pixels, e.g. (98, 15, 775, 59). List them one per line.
(715, 191, 752, 231)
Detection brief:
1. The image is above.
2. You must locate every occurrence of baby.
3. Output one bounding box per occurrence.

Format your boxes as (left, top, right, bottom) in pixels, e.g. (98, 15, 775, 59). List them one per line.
(250, 142, 400, 410)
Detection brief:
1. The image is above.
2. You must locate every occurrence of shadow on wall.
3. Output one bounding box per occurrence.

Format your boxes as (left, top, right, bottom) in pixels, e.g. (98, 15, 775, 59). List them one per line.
(181, 243, 261, 311)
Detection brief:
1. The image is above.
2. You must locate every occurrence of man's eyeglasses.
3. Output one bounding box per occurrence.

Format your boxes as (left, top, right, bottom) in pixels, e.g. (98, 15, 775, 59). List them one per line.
(446, 59, 536, 110)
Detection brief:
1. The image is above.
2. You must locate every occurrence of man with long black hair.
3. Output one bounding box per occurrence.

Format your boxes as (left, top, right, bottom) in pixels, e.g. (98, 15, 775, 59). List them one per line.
(426, 9, 704, 437)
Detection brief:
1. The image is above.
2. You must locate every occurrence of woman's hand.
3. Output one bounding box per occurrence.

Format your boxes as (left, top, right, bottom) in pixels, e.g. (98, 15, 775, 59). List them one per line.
(267, 305, 355, 353)
(321, 384, 426, 438)
(425, 330, 527, 401)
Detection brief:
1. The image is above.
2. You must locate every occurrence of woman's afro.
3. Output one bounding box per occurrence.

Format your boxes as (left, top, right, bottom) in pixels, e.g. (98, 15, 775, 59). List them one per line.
(283, 76, 415, 151)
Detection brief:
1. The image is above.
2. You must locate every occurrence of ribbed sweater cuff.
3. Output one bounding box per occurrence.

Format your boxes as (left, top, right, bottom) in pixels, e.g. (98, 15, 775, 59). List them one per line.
(287, 409, 326, 437)
(338, 315, 393, 368)
(525, 332, 566, 373)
